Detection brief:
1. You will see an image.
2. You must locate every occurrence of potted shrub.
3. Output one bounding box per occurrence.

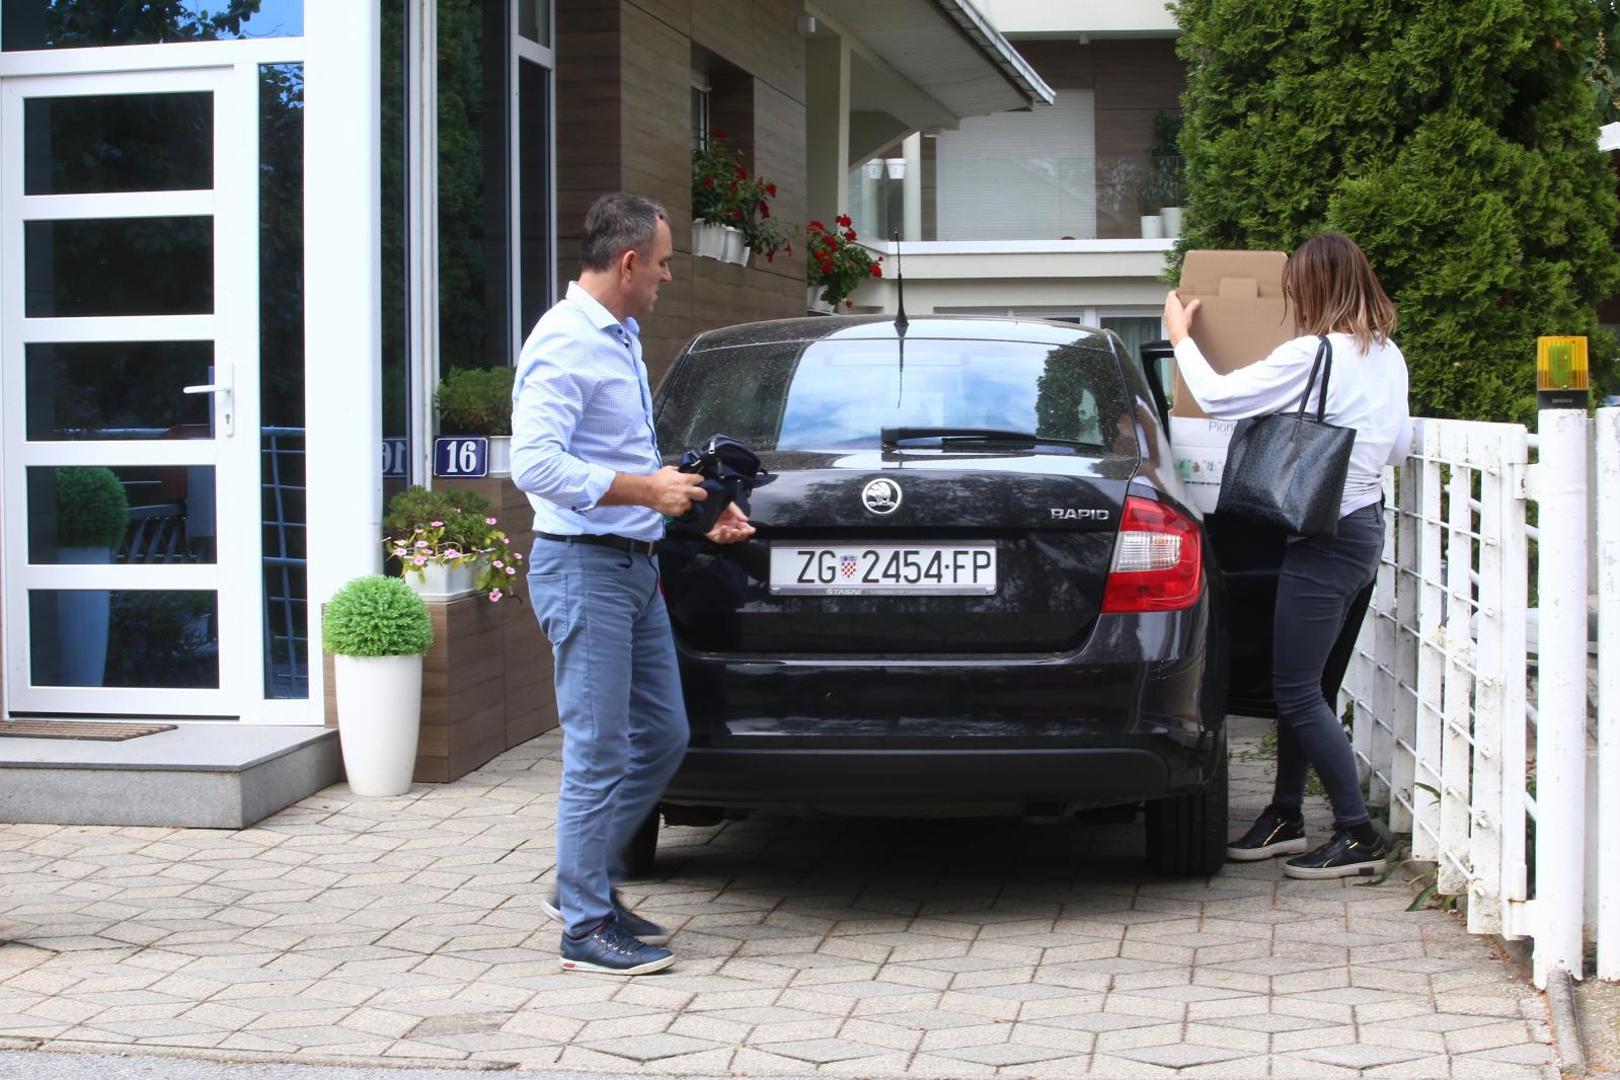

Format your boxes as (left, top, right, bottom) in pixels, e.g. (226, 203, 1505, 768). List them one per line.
(383, 485, 521, 602)
(1151, 111, 1185, 238)
(1136, 166, 1164, 240)
(806, 215, 882, 311)
(54, 466, 130, 686)
(435, 365, 515, 475)
(691, 132, 789, 266)
(322, 575, 434, 796)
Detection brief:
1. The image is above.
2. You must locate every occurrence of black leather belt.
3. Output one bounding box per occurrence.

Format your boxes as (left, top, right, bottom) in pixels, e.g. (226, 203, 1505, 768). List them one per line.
(536, 531, 657, 557)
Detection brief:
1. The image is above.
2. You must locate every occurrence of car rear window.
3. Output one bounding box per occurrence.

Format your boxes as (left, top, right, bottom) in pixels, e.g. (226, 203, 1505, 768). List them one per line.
(657, 337, 1134, 454)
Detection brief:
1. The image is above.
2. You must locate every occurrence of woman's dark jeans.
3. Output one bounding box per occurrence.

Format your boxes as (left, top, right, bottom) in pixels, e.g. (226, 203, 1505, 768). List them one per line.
(1270, 503, 1384, 828)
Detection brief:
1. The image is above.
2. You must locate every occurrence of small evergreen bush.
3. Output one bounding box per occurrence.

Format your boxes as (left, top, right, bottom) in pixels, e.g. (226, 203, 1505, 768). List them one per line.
(56, 466, 130, 549)
(322, 575, 433, 657)
(436, 366, 515, 436)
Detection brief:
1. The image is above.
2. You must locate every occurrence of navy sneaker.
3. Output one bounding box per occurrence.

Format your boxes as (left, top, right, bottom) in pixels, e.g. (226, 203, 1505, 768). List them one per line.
(1283, 829, 1389, 880)
(1226, 807, 1308, 862)
(559, 918, 674, 976)
(542, 889, 668, 942)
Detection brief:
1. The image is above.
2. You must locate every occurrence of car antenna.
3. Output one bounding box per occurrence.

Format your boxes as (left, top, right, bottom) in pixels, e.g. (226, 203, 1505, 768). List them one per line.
(892, 230, 908, 336)
(892, 230, 907, 407)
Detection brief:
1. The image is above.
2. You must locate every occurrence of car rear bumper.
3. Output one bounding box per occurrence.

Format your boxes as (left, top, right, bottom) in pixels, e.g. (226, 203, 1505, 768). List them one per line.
(662, 737, 1219, 814)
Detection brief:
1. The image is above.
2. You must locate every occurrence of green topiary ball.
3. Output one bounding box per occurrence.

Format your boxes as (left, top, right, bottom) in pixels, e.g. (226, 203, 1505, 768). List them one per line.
(56, 466, 130, 549)
(322, 575, 434, 657)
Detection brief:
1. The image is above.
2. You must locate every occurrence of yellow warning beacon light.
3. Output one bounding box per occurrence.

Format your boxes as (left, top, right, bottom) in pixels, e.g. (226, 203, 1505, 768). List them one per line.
(1536, 336, 1588, 392)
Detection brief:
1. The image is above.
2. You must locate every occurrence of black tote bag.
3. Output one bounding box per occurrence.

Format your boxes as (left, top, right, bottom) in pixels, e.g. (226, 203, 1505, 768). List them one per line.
(1215, 336, 1355, 537)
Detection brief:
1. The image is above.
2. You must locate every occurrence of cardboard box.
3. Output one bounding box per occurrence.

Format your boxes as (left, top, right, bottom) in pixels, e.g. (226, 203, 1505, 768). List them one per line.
(1171, 249, 1293, 419)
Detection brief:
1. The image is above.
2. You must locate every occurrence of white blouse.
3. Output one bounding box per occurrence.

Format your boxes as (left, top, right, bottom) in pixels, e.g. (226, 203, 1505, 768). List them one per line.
(1173, 332, 1412, 518)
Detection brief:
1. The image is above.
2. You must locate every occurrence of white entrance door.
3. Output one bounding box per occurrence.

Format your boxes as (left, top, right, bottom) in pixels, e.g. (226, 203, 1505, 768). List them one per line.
(1, 66, 263, 718)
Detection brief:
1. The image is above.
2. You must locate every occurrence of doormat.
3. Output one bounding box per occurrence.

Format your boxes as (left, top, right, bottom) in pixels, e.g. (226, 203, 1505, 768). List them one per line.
(0, 721, 177, 741)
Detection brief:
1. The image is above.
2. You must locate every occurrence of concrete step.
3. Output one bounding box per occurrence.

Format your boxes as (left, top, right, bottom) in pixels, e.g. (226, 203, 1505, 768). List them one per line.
(0, 723, 341, 829)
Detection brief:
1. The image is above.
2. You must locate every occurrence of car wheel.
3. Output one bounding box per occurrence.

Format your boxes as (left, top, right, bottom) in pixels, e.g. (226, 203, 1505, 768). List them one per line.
(1145, 732, 1228, 877)
(622, 806, 661, 878)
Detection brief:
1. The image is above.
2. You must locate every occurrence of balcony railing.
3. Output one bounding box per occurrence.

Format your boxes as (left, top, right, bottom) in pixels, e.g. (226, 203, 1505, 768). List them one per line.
(846, 154, 1183, 243)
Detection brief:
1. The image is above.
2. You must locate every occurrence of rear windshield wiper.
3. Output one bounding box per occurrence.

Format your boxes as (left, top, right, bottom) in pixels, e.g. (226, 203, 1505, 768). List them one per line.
(881, 426, 1102, 450)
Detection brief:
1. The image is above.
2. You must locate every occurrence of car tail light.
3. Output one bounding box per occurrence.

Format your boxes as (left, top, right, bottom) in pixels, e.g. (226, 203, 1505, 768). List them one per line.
(1101, 495, 1203, 613)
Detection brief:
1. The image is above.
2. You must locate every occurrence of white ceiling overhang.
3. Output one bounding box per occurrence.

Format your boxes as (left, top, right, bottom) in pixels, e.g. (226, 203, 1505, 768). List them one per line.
(811, 0, 1054, 129)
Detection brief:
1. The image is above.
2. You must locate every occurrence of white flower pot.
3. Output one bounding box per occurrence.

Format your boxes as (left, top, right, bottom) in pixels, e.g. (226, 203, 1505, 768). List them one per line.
(1160, 206, 1183, 238)
(693, 220, 727, 260)
(1140, 214, 1164, 240)
(806, 284, 834, 314)
(404, 560, 480, 600)
(333, 653, 423, 796)
(720, 225, 746, 265)
(885, 158, 906, 180)
(487, 435, 511, 476)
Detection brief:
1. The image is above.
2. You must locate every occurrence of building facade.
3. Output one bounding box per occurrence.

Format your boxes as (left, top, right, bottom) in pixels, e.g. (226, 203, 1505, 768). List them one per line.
(0, 0, 1049, 734)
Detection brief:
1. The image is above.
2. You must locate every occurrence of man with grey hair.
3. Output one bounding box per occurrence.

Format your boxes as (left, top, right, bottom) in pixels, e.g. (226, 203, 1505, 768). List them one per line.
(512, 192, 753, 975)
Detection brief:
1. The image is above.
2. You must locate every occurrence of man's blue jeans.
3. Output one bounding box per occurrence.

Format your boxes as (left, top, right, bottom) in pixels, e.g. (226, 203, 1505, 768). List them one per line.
(526, 538, 688, 938)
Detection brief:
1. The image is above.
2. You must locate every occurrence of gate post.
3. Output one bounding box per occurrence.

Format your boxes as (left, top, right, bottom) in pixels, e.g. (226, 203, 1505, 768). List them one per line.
(1599, 406, 1619, 982)
(1532, 338, 1590, 987)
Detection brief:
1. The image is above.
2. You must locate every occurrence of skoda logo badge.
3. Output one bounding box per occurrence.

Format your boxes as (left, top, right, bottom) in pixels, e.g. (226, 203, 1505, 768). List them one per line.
(862, 478, 902, 515)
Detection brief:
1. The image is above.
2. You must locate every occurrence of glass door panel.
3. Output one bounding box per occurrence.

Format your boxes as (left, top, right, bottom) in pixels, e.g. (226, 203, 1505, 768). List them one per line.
(2, 66, 261, 717)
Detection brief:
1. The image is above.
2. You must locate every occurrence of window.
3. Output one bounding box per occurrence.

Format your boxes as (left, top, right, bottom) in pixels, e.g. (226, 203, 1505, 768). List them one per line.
(3, 1, 303, 50)
(691, 81, 711, 151)
(657, 338, 1132, 454)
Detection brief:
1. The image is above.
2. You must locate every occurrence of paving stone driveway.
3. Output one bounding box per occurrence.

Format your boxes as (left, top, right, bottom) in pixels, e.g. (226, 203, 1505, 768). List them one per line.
(0, 718, 1555, 1078)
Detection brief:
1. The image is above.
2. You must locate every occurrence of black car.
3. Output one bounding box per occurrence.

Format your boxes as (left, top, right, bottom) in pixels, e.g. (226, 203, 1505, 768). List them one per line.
(638, 316, 1364, 877)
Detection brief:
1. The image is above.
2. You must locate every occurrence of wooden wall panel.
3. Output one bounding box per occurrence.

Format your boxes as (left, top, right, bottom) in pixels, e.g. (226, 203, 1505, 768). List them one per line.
(557, 0, 810, 377)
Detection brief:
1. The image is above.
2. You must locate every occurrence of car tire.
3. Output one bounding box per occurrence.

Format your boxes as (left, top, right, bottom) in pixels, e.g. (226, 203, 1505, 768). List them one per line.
(622, 806, 661, 878)
(1144, 731, 1228, 877)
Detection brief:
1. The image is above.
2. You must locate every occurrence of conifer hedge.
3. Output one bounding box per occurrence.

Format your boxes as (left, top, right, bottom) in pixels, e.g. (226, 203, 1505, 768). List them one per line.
(1173, 0, 1620, 421)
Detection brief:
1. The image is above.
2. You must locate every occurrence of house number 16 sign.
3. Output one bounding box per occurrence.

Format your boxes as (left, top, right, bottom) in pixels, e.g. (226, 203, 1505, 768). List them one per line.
(434, 436, 488, 478)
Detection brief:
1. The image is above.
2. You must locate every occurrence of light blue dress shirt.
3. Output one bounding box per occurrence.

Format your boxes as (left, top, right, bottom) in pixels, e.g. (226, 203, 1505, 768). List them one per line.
(511, 282, 663, 541)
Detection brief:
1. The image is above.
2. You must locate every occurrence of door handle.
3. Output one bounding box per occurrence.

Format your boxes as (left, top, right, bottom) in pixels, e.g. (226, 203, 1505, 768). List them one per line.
(183, 364, 235, 436)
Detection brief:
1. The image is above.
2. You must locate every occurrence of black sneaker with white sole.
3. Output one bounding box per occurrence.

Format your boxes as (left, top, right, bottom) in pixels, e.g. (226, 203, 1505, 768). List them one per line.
(542, 889, 668, 942)
(1226, 807, 1308, 862)
(1283, 830, 1389, 880)
(559, 918, 674, 975)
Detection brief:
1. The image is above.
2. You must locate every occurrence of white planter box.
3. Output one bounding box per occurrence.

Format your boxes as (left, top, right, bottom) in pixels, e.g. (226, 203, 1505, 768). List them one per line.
(333, 653, 423, 796)
(404, 560, 480, 601)
(487, 434, 511, 476)
(693, 220, 728, 260)
(1160, 206, 1183, 238)
(721, 225, 747, 265)
(1140, 214, 1164, 240)
(806, 284, 834, 314)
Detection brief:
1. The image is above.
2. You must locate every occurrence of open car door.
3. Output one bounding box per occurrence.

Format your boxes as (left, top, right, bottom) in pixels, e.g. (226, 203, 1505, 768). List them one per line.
(1136, 340, 1371, 720)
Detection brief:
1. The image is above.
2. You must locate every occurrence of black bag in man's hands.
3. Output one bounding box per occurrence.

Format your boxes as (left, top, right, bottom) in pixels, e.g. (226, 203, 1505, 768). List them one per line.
(668, 433, 767, 536)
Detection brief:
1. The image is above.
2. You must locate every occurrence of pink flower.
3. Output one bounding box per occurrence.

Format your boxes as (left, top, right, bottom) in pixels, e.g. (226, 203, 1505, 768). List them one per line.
(506, 566, 517, 575)
(488, 588, 503, 602)
(443, 549, 460, 559)
(392, 547, 407, 558)
(492, 559, 504, 569)
(513, 552, 524, 561)
(413, 555, 427, 566)
(430, 520, 444, 527)
(485, 517, 497, 525)
(415, 540, 430, 548)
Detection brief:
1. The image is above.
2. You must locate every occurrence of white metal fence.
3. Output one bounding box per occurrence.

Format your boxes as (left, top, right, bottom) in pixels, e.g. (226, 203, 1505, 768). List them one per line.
(1342, 407, 1618, 987)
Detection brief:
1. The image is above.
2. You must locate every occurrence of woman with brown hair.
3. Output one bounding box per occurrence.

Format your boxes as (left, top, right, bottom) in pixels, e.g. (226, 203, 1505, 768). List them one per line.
(1162, 231, 1411, 879)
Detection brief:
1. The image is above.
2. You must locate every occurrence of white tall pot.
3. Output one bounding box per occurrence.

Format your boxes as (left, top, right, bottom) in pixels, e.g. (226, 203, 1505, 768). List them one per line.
(334, 653, 423, 796)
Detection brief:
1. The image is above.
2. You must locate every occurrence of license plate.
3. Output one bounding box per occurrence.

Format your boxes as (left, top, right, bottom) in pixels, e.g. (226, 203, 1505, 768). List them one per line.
(769, 544, 997, 596)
